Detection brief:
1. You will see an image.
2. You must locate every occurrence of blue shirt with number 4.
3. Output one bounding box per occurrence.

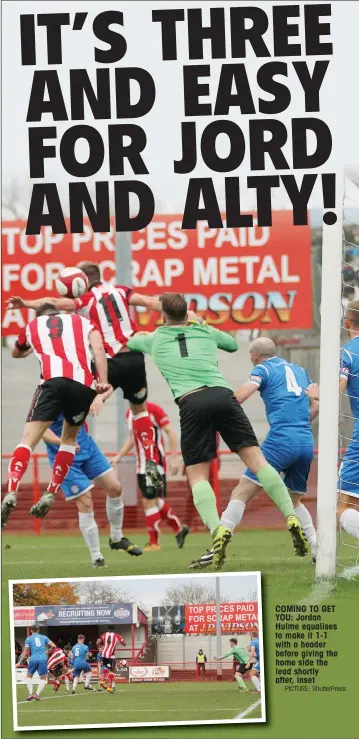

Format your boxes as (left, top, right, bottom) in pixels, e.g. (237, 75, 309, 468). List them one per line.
(249, 357, 312, 438)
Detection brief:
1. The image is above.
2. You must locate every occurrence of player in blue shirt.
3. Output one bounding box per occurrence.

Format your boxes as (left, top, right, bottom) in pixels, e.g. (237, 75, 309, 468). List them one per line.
(41, 414, 142, 568)
(71, 635, 92, 693)
(17, 625, 56, 701)
(191, 338, 319, 569)
(338, 300, 359, 546)
(248, 633, 261, 693)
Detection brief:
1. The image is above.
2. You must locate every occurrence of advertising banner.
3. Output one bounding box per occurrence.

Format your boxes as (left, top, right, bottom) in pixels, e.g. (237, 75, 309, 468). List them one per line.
(1, 212, 312, 335)
(183, 602, 259, 634)
(34, 603, 136, 626)
(15, 669, 44, 686)
(151, 606, 185, 635)
(129, 665, 170, 683)
(13, 607, 36, 627)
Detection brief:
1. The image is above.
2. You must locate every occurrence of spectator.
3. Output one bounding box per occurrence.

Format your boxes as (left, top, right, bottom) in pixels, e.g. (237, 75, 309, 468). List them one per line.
(196, 649, 207, 678)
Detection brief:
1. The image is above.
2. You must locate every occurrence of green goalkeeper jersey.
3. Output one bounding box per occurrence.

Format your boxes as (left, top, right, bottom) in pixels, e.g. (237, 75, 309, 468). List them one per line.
(222, 646, 249, 664)
(127, 323, 238, 400)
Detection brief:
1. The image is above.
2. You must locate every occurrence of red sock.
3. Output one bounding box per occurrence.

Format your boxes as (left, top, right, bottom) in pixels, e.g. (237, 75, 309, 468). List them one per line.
(8, 445, 32, 492)
(145, 507, 161, 545)
(102, 668, 109, 681)
(47, 445, 75, 494)
(158, 500, 181, 534)
(108, 672, 115, 687)
(132, 412, 158, 463)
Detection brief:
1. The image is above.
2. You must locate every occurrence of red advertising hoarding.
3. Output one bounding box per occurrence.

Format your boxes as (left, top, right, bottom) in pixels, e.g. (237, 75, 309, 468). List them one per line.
(184, 602, 259, 634)
(1, 212, 312, 335)
(13, 607, 36, 626)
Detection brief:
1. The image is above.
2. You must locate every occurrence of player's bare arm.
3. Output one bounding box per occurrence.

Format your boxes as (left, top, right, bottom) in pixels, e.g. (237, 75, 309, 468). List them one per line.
(16, 646, 30, 666)
(112, 435, 134, 466)
(89, 329, 110, 392)
(163, 424, 180, 475)
(128, 293, 162, 311)
(235, 381, 258, 404)
(6, 295, 76, 312)
(11, 345, 33, 359)
(305, 382, 320, 401)
(89, 386, 114, 416)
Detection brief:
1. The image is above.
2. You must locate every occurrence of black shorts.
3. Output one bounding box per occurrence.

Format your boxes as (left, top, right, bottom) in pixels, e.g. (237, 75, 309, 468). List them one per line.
(178, 387, 258, 467)
(102, 657, 116, 671)
(26, 378, 96, 426)
(137, 473, 166, 500)
(236, 662, 248, 675)
(49, 664, 64, 678)
(107, 351, 147, 405)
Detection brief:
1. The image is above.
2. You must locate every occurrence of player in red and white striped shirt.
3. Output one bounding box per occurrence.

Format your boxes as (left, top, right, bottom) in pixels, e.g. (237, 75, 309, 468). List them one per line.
(112, 402, 189, 551)
(1, 303, 111, 527)
(47, 646, 72, 693)
(98, 630, 126, 692)
(7, 262, 168, 500)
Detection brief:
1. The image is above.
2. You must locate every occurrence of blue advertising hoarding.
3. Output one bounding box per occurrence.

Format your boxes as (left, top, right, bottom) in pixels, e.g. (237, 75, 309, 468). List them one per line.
(34, 603, 136, 626)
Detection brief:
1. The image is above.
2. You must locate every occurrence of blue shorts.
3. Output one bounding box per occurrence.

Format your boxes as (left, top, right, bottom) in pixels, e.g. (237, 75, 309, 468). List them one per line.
(253, 661, 260, 672)
(73, 663, 91, 677)
(97, 653, 103, 663)
(338, 437, 359, 498)
(244, 433, 314, 494)
(28, 659, 48, 677)
(48, 438, 111, 501)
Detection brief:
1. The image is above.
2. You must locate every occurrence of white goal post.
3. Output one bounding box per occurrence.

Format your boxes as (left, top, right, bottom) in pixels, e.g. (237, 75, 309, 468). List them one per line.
(315, 179, 344, 579)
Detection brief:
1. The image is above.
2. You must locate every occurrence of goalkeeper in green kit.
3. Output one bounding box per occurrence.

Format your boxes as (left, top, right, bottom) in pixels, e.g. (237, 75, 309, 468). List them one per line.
(127, 293, 307, 568)
(214, 638, 253, 692)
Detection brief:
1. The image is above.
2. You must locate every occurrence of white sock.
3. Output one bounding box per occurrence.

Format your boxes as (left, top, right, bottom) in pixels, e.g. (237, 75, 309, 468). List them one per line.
(220, 499, 246, 533)
(85, 672, 92, 687)
(295, 503, 317, 556)
(65, 676, 70, 690)
(251, 675, 261, 691)
(36, 679, 46, 696)
(340, 508, 359, 541)
(73, 676, 79, 691)
(106, 495, 124, 542)
(78, 511, 102, 562)
(26, 677, 33, 696)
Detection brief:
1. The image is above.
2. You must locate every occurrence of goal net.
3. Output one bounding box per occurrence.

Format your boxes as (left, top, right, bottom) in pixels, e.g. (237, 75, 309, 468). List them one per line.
(316, 170, 359, 580)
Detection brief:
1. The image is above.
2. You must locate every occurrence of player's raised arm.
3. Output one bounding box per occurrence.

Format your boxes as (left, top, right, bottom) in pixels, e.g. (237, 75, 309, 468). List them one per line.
(6, 295, 76, 312)
(128, 293, 162, 312)
(88, 328, 110, 391)
(127, 331, 154, 354)
(209, 326, 238, 353)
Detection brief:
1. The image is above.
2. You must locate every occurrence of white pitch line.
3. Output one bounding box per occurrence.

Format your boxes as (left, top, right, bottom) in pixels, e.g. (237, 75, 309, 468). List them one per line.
(234, 698, 262, 721)
(17, 691, 128, 705)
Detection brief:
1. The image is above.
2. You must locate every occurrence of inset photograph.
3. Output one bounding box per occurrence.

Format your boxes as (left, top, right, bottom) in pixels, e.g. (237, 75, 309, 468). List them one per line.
(10, 572, 265, 730)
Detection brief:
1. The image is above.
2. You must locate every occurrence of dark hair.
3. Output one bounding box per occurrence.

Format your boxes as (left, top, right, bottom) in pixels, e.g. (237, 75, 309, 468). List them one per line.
(36, 302, 58, 317)
(229, 638, 237, 644)
(77, 634, 85, 640)
(346, 299, 359, 328)
(160, 293, 187, 322)
(31, 625, 40, 633)
(77, 261, 101, 286)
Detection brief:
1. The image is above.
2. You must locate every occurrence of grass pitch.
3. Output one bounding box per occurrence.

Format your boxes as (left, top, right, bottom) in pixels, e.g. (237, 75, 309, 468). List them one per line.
(15, 681, 262, 729)
(3, 528, 357, 602)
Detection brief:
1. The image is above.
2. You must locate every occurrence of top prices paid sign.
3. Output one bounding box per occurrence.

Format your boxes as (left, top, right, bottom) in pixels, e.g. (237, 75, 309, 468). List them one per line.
(1, 212, 312, 336)
(184, 602, 259, 634)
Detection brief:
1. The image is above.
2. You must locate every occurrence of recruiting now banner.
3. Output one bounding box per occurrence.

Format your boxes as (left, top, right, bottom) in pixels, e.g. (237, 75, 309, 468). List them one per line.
(129, 665, 170, 682)
(34, 603, 136, 626)
(1, 211, 312, 335)
(183, 602, 259, 634)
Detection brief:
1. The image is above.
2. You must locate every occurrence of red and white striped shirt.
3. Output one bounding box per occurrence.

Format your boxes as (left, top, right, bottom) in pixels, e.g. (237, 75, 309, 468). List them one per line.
(75, 284, 137, 357)
(16, 313, 96, 389)
(100, 632, 125, 659)
(127, 403, 169, 475)
(47, 648, 67, 671)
